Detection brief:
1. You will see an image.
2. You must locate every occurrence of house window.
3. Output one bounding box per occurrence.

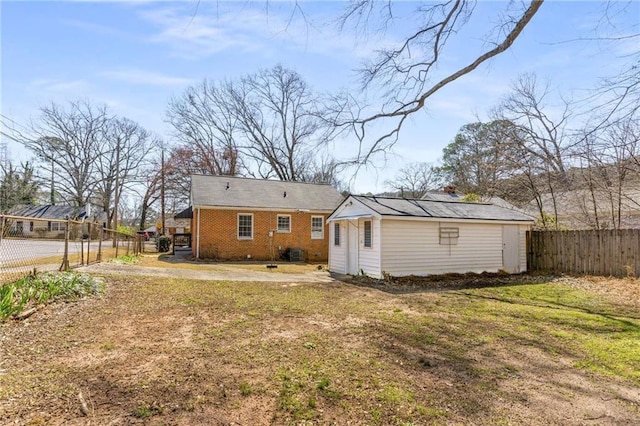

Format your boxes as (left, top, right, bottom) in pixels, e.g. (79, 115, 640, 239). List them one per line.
(363, 220, 372, 248)
(334, 223, 341, 246)
(29, 222, 34, 232)
(439, 226, 459, 245)
(311, 216, 324, 239)
(238, 214, 253, 240)
(277, 215, 291, 233)
(50, 222, 66, 232)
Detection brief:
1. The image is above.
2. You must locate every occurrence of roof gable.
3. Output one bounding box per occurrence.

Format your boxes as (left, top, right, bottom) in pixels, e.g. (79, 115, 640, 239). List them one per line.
(191, 175, 344, 211)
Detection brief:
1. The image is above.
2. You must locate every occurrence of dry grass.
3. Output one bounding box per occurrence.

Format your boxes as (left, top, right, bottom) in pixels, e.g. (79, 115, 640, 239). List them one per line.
(137, 253, 325, 274)
(1, 273, 639, 425)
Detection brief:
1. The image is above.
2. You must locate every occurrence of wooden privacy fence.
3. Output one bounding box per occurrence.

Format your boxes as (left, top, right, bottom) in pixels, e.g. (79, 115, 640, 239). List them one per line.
(527, 229, 640, 277)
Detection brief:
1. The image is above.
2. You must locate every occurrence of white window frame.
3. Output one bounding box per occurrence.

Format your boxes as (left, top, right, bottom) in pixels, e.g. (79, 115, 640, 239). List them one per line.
(237, 213, 253, 240)
(311, 215, 324, 240)
(50, 221, 66, 232)
(277, 214, 291, 233)
(333, 222, 341, 246)
(363, 220, 372, 248)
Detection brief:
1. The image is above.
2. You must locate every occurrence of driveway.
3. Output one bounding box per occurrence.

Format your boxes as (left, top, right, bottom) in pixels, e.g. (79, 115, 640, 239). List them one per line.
(77, 249, 334, 283)
(0, 238, 101, 265)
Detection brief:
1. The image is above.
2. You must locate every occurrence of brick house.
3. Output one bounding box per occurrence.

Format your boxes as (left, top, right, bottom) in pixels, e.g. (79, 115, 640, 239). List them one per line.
(191, 175, 344, 261)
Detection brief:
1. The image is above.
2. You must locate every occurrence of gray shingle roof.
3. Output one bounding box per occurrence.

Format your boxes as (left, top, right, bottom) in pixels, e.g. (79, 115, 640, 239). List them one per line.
(191, 175, 344, 211)
(352, 195, 534, 222)
(8, 204, 105, 220)
(174, 206, 193, 219)
(421, 191, 464, 202)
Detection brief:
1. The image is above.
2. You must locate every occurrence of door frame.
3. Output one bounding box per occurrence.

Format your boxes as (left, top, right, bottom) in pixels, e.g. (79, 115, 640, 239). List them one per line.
(346, 220, 359, 275)
(502, 225, 520, 273)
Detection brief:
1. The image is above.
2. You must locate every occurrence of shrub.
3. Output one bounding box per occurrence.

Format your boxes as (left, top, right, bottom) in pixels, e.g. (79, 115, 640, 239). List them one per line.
(157, 236, 172, 253)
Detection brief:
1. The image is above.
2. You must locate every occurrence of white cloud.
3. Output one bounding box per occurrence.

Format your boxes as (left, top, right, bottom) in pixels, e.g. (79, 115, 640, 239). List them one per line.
(63, 19, 130, 38)
(136, 3, 394, 61)
(28, 79, 91, 95)
(100, 68, 195, 86)
(138, 6, 273, 59)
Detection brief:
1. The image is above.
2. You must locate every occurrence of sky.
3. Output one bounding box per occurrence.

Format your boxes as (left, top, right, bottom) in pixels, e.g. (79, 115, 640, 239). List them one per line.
(1, 0, 638, 194)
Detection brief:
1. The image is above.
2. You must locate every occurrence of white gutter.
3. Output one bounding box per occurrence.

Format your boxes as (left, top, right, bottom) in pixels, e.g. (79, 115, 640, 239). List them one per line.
(196, 207, 201, 259)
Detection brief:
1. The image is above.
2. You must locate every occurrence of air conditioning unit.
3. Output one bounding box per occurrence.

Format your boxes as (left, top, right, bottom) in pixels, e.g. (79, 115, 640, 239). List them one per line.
(288, 248, 304, 262)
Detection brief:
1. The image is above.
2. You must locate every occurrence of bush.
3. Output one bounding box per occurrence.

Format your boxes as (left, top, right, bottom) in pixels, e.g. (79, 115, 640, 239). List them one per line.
(157, 236, 172, 253)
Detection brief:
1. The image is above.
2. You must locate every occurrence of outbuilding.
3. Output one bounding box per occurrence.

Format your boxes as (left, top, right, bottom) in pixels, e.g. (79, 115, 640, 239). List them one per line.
(327, 195, 534, 278)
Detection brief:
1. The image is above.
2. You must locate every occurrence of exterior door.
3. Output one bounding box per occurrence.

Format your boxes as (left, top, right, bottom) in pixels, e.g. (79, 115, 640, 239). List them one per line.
(502, 225, 520, 273)
(347, 220, 359, 275)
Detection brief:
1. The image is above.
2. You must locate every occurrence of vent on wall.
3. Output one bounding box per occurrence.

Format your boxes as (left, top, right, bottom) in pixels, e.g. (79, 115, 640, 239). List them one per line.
(439, 227, 459, 245)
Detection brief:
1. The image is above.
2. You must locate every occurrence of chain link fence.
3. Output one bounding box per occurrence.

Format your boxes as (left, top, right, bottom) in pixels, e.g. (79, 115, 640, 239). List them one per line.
(0, 214, 142, 285)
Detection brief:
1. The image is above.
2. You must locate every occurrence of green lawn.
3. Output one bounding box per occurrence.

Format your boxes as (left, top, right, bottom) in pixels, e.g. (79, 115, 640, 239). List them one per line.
(1, 274, 638, 425)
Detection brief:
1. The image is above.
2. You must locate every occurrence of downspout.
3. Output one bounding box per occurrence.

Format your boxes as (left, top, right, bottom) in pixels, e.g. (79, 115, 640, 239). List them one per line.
(196, 207, 201, 259)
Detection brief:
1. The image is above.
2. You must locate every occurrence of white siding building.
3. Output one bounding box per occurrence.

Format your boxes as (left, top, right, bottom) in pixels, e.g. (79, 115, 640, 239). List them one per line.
(327, 195, 534, 279)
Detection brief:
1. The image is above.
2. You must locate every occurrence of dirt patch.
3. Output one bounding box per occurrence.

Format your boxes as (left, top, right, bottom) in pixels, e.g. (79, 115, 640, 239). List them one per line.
(77, 262, 333, 283)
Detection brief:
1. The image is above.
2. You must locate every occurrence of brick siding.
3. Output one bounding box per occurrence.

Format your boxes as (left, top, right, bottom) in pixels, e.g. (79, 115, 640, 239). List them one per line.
(193, 208, 331, 261)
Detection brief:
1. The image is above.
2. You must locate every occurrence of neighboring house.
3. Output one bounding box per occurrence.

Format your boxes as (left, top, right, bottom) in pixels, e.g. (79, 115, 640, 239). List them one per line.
(190, 175, 344, 261)
(422, 189, 524, 212)
(525, 188, 640, 229)
(169, 207, 192, 234)
(327, 195, 534, 278)
(6, 204, 106, 238)
(144, 209, 192, 237)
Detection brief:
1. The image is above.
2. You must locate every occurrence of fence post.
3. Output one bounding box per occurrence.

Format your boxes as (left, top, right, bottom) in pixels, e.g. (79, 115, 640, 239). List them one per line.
(86, 221, 92, 265)
(97, 225, 104, 263)
(115, 230, 119, 258)
(0, 215, 4, 246)
(60, 218, 70, 271)
(79, 220, 85, 266)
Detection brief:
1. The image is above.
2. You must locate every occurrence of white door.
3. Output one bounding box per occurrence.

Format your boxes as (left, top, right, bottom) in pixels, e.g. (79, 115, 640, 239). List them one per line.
(502, 225, 520, 273)
(347, 220, 359, 275)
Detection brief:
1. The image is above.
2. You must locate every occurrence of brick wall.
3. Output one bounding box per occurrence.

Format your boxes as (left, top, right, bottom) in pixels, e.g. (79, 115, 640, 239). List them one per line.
(193, 208, 331, 261)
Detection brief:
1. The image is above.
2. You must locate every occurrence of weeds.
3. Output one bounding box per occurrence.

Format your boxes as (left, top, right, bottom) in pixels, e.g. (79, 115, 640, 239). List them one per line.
(108, 254, 139, 264)
(239, 381, 253, 396)
(133, 404, 160, 418)
(0, 272, 103, 320)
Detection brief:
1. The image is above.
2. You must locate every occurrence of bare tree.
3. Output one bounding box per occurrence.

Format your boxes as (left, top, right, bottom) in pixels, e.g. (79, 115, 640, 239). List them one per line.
(497, 74, 573, 176)
(5, 100, 109, 207)
(169, 65, 337, 182)
(574, 116, 640, 229)
(334, 0, 543, 164)
(167, 79, 241, 176)
(230, 65, 331, 181)
(384, 162, 442, 198)
(95, 118, 152, 229)
(490, 74, 577, 227)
